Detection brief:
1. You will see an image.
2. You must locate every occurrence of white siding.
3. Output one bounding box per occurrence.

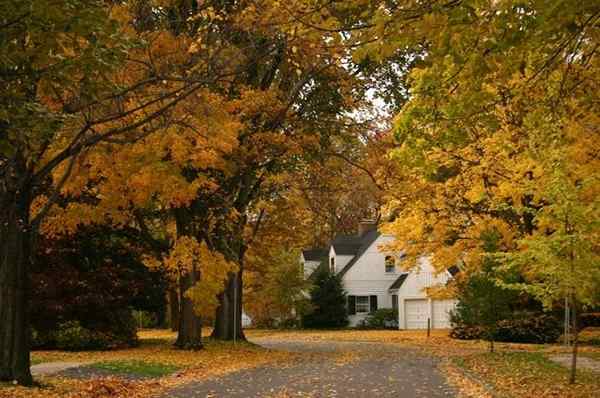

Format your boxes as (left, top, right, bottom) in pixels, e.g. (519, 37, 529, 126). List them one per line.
(395, 257, 457, 329)
(302, 260, 321, 279)
(342, 235, 401, 326)
(329, 246, 353, 274)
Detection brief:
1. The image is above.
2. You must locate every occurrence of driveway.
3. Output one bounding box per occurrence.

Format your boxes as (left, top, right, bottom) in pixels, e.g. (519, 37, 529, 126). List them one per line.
(165, 337, 455, 397)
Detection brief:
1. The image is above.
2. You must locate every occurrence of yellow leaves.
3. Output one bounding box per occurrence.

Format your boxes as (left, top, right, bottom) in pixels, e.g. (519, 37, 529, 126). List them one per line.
(463, 181, 486, 204)
(164, 237, 238, 317)
(163, 236, 202, 273)
(186, 246, 238, 317)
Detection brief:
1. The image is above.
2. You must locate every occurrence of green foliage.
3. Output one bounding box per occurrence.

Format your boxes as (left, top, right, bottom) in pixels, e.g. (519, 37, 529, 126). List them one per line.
(357, 309, 398, 330)
(450, 231, 523, 345)
(132, 311, 160, 329)
(54, 321, 110, 351)
(1, 0, 129, 153)
(246, 250, 313, 328)
(495, 314, 561, 344)
(44, 311, 138, 351)
(499, 167, 600, 311)
(302, 265, 348, 329)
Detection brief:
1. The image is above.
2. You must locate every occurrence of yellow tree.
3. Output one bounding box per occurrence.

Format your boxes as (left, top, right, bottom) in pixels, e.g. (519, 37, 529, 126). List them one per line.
(147, 0, 393, 341)
(329, 0, 600, 279)
(0, 0, 230, 384)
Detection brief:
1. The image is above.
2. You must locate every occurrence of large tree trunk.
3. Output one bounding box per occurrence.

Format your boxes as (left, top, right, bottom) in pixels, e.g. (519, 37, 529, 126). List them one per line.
(0, 159, 33, 385)
(212, 270, 245, 341)
(174, 271, 203, 349)
(168, 287, 179, 331)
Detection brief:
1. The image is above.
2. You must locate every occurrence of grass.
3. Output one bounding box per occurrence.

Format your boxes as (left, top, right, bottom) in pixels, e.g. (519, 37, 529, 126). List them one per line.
(4, 328, 600, 398)
(89, 360, 180, 378)
(453, 351, 600, 398)
(1, 329, 297, 398)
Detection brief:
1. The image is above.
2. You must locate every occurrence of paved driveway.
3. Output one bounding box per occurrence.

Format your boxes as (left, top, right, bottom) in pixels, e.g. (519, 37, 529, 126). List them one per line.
(165, 337, 455, 397)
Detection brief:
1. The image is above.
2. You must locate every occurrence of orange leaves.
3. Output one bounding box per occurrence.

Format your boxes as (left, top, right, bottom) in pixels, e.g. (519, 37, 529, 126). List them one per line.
(164, 237, 237, 317)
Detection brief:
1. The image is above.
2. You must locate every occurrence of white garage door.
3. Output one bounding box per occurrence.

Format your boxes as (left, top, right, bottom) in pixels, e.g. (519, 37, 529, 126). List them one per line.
(432, 300, 455, 329)
(404, 299, 429, 329)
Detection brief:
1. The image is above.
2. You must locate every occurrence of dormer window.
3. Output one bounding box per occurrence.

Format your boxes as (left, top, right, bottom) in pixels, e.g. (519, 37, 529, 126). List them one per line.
(330, 257, 335, 272)
(385, 256, 395, 273)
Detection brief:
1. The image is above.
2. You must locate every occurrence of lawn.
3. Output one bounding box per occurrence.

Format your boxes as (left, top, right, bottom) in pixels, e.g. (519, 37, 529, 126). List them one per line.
(454, 352, 600, 398)
(90, 360, 180, 378)
(2, 328, 599, 398)
(1, 329, 296, 398)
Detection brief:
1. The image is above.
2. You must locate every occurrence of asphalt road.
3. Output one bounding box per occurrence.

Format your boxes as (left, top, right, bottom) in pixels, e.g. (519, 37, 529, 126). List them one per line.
(165, 338, 455, 398)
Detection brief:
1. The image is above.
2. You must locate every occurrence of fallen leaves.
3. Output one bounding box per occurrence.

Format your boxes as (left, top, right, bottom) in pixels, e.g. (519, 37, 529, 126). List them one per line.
(1, 329, 296, 398)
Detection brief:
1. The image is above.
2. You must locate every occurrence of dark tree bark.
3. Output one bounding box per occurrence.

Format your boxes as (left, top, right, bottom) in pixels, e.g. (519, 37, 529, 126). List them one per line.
(169, 287, 179, 332)
(211, 270, 245, 341)
(173, 208, 203, 349)
(0, 156, 33, 385)
(174, 270, 203, 349)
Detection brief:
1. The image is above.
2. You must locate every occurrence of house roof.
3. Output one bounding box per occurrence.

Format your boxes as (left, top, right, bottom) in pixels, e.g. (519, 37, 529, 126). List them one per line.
(388, 273, 408, 291)
(447, 265, 460, 276)
(337, 229, 381, 277)
(331, 235, 364, 256)
(302, 248, 327, 262)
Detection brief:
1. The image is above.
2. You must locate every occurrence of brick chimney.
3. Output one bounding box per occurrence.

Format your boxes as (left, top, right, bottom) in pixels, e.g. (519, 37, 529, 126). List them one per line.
(358, 219, 377, 236)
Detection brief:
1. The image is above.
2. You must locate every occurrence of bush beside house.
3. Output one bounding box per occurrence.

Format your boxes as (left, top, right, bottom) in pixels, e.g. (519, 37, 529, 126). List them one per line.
(303, 266, 348, 328)
(357, 309, 398, 329)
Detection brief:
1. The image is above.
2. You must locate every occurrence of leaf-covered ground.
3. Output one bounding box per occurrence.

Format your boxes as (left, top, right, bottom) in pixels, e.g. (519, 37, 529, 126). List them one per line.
(2, 328, 599, 398)
(1, 329, 297, 398)
(247, 328, 600, 398)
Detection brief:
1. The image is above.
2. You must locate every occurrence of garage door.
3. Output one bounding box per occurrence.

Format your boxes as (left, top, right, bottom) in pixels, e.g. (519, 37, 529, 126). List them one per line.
(432, 300, 455, 329)
(404, 299, 429, 329)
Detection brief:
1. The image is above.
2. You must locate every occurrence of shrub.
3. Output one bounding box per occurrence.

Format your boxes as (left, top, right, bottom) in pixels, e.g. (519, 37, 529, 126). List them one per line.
(54, 317, 137, 351)
(55, 321, 96, 350)
(357, 309, 398, 329)
(451, 312, 560, 344)
(30, 227, 161, 351)
(581, 313, 600, 329)
(449, 324, 486, 340)
(31, 328, 52, 349)
(303, 266, 348, 328)
(494, 314, 561, 344)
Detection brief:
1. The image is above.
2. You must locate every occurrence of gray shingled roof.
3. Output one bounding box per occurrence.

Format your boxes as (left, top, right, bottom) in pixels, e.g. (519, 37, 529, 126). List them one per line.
(331, 235, 364, 256)
(302, 248, 327, 262)
(337, 229, 381, 277)
(388, 273, 408, 290)
(447, 265, 460, 276)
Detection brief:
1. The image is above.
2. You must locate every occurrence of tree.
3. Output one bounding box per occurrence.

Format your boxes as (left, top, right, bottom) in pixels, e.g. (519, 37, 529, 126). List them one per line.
(303, 265, 348, 329)
(451, 229, 522, 352)
(338, 0, 600, 381)
(162, 236, 236, 349)
(1, 0, 228, 382)
(245, 250, 312, 328)
(30, 225, 167, 349)
(138, 1, 390, 341)
(500, 165, 600, 383)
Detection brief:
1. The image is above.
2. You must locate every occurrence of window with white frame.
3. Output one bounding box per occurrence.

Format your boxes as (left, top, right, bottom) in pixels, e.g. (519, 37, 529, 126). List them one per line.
(385, 255, 396, 273)
(356, 296, 370, 313)
(330, 257, 335, 272)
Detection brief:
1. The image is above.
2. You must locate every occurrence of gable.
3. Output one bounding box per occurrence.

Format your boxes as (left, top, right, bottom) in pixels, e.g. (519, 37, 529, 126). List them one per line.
(392, 257, 453, 297)
(339, 233, 400, 283)
(337, 229, 381, 277)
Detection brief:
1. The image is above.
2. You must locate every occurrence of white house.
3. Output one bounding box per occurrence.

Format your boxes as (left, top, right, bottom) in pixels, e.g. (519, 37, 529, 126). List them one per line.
(301, 221, 459, 329)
